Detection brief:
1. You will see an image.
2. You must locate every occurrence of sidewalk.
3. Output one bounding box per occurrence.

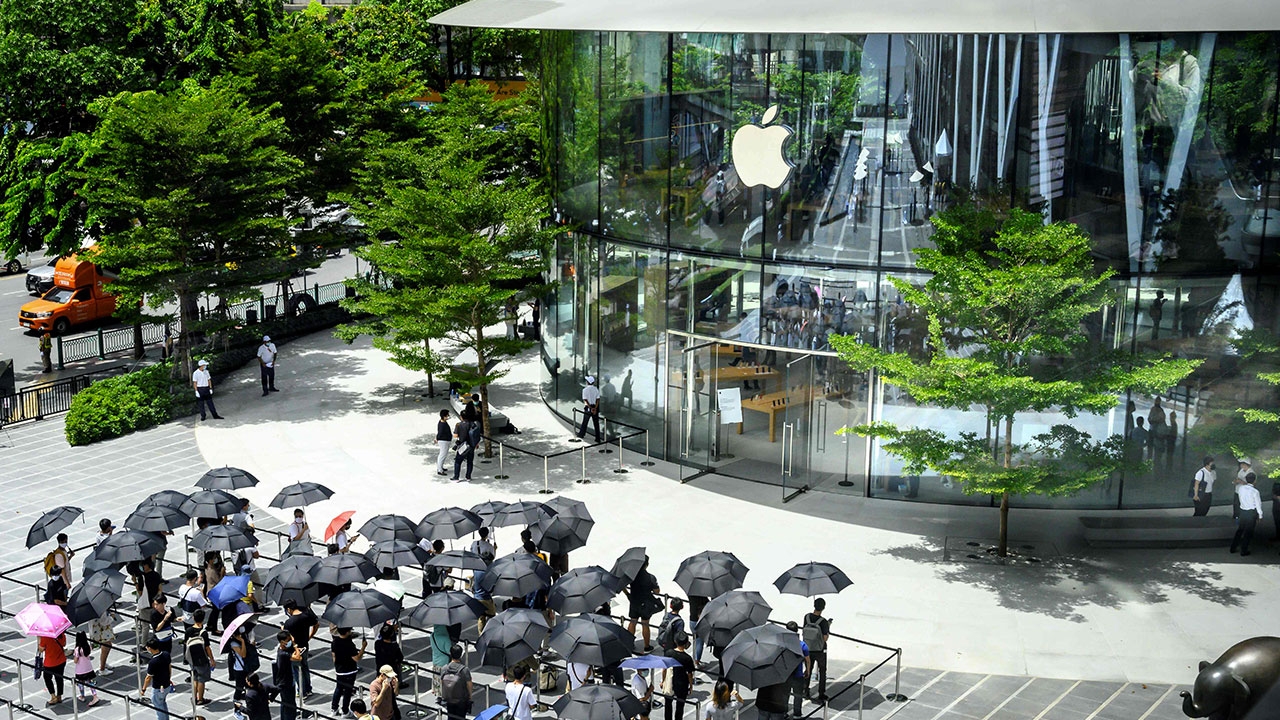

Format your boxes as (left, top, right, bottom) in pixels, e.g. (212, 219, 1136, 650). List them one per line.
(184, 330, 1276, 686)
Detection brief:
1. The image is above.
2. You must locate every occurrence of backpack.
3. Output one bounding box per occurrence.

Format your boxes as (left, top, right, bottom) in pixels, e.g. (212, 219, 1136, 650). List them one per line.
(470, 541, 495, 566)
(802, 615, 826, 652)
(440, 664, 469, 703)
(186, 633, 209, 667)
(43, 551, 58, 578)
(657, 612, 684, 651)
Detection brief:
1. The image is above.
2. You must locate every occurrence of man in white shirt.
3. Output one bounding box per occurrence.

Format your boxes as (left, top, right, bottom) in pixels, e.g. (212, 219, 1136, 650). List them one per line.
(575, 375, 601, 442)
(566, 662, 591, 691)
(191, 359, 223, 421)
(257, 335, 279, 397)
(178, 570, 209, 625)
(630, 668, 652, 717)
(504, 665, 538, 720)
(95, 518, 114, 546)
(288, 509, 311, 555)
(1231, 472, 1263, 556)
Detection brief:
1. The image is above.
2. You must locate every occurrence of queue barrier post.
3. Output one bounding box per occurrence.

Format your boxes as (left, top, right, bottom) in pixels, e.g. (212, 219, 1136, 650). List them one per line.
(857, 672, 866, 720)
(577, 446, 588, 485)
(598, 418, 612, 454)
(641, 430, 655, 466)
(613, 435, 627, 474)
(495, 443, 510, 481)
(71, 674, 80, 720)
(15, 655, 25, 709)
(542, 457, 551, 495)
(886, 649, 907, 702)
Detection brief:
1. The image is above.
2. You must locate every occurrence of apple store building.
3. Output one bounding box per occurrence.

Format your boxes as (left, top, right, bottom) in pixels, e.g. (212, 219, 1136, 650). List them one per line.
(433, 1, 1280, 510)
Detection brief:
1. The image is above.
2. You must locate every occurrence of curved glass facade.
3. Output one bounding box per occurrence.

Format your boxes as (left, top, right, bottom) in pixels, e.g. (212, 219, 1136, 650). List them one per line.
(540, 30, 1280, 509)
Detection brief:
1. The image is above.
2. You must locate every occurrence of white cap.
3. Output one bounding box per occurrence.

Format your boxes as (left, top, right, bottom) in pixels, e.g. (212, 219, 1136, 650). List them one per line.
(585, 375, 595, 385)
(1240, 458, 1252, 465)
(262, 335, 271, 342)
(198, 359, 209, 367)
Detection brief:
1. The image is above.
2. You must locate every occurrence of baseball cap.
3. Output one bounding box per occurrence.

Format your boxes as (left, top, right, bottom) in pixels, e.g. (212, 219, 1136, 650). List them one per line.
(1239, 457, 1252, 465)
(198, 359, 209, 366)
(585, 375, 595, 385)
(262, 335, 271, 342)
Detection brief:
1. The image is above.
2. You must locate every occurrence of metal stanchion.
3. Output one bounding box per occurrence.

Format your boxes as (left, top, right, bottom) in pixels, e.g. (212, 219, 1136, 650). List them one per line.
(641, 430, 655, 466)
(598, 419, 612, 454)
(886, 649, 907, 702)
(134, 629, 142, 692)
(613, 436, 627, 474)
(411, 664, 423, 718)
(190, 668, 198, 718)
(15, 656, 26, 709)
(276, 532, 282, 559)
(576, 446, 589, 484)
(494, 443, 510, 480)
(857, 672, 865, 720)
(184, 536, 192, 572)
(541, 457, 551, 494)
(71, 674, 80, 720)
(124, 690, 132, 720)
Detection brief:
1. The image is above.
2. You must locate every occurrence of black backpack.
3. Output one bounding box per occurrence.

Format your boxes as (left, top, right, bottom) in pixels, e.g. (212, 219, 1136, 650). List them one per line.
(440, 664, 469, 703)
(657, 612, 684, 651)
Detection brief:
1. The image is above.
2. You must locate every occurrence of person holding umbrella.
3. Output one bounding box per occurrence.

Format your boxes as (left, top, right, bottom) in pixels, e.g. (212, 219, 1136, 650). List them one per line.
(439, 643, 473, 720)
(704, 680, 742, 720)
(784, 622, 811, 719)
(503, 665, 537, 720)
(625, 556, 661, 652)
(40, 630, 67, 705)
(282, 599, 319, 696)
(47, 533, 73, 588)
(801, 599, 830, 701)
(330, 626, 366, 715)
(665, 634, 695, 720)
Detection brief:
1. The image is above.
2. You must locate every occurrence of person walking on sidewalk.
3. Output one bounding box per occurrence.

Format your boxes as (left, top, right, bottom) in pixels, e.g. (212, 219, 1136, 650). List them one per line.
(1231, 472, 1263, 556)
(1192, 456, 1216, 517)
(39, 331, 52, 373)
(576, 375, 601, 442)
(192, 359, 224, 420)
(436, 410, 453, 477)
(453, 417, 477, 483)
(40, 631, 67, 705)
(258, 336, 279, 396)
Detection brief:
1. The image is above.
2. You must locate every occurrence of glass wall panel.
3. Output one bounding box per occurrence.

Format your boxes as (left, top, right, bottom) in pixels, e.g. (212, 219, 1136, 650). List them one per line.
(600, 32, 671, 244)
(596, 244, 666, 443)
(545, 31, 601, 229)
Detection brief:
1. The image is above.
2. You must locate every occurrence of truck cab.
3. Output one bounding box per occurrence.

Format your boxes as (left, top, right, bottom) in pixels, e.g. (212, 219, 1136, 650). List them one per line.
(18, 255, 117, 335)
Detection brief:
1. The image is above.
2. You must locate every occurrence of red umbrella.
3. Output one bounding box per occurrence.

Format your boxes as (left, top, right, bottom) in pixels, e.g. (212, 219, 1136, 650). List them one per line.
(325, 511, 356, 542)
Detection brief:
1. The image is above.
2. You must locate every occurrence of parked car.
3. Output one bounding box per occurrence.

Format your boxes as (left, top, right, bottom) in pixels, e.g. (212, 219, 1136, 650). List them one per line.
(18, 255, 117, 335)
(25, 259, 57, 295)
(2, 255, 24, 275)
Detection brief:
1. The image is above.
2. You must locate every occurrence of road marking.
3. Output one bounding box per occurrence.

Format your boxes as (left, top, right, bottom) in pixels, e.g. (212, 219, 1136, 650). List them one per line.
(1031, 680, 1081, 720)
(980, 677, 1038, 720)
(1135, 685, 1177, 720)
(928, 675, 990, 720)
(1084, 683, 1130, 720)
(875, 671, 949, 720)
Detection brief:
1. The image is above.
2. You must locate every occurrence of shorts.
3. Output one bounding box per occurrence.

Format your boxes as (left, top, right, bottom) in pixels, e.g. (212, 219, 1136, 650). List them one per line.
(89, 617, 115, 644)
(191, 664, 212, 682)
(75, 671, 97, 684)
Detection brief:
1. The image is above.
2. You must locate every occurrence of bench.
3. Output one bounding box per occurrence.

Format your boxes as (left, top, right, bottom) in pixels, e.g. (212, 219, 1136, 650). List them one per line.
(1079, 514, 1237, 548)
(449, 392, 511, 432)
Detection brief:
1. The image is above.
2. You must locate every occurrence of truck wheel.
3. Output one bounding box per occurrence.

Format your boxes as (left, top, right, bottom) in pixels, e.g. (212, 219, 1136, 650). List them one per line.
(52, 318, 71, 336)
(288, 293, 318, 317)
(4, 259, 19, 274)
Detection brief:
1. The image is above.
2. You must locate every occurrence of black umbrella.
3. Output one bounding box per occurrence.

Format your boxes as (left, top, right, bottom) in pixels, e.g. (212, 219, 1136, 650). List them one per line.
(140, 490, 189, 510)
(364, 540, 430, 569)
(721, 624, 803, 689)
(195, 466, 260, 490)
(322, 589, 402, 628)
(478, 552, 554, 597)
(695, 591, 772, 648)
(190, 525, 256, 554)
(469, 501, 509, 526)
(492, 501, 555, 528)
(552, 684, 646, 720)
(544, 496, 593, 520)
(611, 547, 647, 585)
(408, 591, 486, 627)
(548, 566, 623, 615)
(358, 515, 419, 544)
(269, 482, 334, 509)
(264, 556, 321, 607)
(96, 530, 166, 564)
(532, 513, 594, 555)
(476, 608, 549, 667)
(418, 507, 483, 541)
(180, 489, 241, 519)
(314, 553, 380, 586)
(773, 562, 853, 597)
(25, 506, 84, 549)
(427, 550, 489, 572)
(81, 548, 115, 575)
(674, 551, 749, 598)
(124, 503, 190, 533)
(65, 570, 126, 626)
(548, 613, 634, 666)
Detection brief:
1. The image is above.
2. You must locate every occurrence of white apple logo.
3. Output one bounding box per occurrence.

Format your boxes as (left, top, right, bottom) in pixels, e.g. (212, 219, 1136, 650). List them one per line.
(731, 105, 795, 189)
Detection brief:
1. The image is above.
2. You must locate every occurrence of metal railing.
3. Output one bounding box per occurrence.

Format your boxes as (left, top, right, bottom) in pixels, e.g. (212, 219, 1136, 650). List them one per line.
(473, 410, 651, 494)
(56, 324, 170, 371)
(0, 365, 128, 426)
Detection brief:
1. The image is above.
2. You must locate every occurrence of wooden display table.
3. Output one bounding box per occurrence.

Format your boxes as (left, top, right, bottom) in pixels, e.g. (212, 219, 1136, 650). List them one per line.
(738, 385, 837, 442)
(673, 365, 779, 387)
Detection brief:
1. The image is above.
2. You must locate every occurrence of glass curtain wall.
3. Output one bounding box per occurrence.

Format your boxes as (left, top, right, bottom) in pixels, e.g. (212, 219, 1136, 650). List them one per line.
(542, 30, 1280, 510)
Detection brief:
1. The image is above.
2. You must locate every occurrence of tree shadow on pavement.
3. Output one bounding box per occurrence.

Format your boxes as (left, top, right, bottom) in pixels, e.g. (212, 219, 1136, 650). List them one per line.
(877, 541, 1253, 622)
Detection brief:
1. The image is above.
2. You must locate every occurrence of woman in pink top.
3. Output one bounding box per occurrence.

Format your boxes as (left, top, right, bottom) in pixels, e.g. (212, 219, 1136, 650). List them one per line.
(73, 633, 99, 706)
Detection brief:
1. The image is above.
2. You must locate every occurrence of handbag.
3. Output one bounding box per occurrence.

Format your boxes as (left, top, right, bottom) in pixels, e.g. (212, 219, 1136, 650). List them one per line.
(32, 653, 42, 681)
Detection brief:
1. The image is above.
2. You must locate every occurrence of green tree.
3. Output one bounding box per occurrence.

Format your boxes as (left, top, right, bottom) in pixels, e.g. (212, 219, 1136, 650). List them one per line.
(76, 85, 301, 380)
(831, 194, 1199, 556)
(338, 82, 552, 454)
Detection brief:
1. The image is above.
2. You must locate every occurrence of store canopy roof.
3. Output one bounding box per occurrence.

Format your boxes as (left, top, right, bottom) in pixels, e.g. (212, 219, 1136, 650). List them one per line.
(429, 0, 1280, 34)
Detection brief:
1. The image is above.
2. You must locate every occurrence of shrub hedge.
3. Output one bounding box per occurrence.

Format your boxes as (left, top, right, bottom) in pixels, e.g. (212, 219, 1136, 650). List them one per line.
(65, 361, 175, 446)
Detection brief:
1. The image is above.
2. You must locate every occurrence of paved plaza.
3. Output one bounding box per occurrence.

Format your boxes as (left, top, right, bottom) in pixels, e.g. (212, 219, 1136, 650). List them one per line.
(2, 330, 1277, 720)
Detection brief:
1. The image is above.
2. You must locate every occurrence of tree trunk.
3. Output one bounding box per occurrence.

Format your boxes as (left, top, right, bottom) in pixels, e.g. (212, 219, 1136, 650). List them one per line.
(176, 290, 195, 383)
(999, 415, 1015, 557)
(132, 321, 144, 360)
(425, 338, 435, 397)
(474, 322, 493, 458)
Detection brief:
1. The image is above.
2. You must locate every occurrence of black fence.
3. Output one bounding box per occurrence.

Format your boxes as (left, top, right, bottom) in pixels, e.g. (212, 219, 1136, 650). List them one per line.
(55, 324, 170, 371)
(0, 366, 129, 427)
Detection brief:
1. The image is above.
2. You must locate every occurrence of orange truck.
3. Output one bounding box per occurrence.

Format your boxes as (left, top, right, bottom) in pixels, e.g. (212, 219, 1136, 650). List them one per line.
(18, 255, 117, 335)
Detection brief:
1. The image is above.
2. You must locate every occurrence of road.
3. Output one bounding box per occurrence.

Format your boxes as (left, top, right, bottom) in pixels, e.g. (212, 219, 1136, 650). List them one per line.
(0, 250, 364, 388)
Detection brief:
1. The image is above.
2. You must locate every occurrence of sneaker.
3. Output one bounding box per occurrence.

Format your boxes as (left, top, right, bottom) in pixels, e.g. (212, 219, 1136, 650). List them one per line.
(88, 697, 100, 707)
(437, 471, 447, 476)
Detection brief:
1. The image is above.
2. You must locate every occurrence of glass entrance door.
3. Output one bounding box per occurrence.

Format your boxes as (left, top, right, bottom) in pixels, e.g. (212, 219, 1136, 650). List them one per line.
(781, 354, 814, 498)
(667, 338, 717, 480)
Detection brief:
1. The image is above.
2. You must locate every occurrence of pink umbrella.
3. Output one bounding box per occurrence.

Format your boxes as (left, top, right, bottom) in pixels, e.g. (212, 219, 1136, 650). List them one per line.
(218, 612, 257, 654)
(15, 603, 71, 638)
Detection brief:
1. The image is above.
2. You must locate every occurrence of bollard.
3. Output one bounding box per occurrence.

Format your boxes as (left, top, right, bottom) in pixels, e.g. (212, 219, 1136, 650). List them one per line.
(495, 444, 510, 480)
(886, 649, 907, 702)
(641, 429, 655, 466)
(613, 436, 627, 474)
